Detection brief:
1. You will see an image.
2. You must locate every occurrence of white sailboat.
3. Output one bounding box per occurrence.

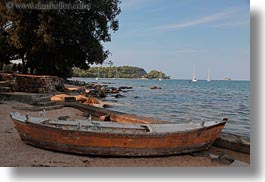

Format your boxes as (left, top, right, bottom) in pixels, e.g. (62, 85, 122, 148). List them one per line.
(207, 69, 211, 82)
(158, 71, 162, 81)
(192, 65, 197, 82)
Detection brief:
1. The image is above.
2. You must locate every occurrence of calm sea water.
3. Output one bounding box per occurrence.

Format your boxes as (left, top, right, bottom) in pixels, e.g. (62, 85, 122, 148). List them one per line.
(70, 78, 250, 138)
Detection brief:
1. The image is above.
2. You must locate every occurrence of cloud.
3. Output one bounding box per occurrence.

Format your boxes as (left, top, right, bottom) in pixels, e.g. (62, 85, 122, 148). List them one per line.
(211, 20, 250, 28)
(154, 8, 241, 30)
(175, 48, 206, 53)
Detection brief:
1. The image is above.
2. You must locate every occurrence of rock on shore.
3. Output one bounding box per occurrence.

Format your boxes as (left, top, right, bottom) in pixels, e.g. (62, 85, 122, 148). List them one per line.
(213, 132, 250, 154)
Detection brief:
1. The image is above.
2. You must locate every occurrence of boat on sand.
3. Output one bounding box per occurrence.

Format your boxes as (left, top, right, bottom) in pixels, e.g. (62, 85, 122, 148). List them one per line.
(10, 111, 227, 156)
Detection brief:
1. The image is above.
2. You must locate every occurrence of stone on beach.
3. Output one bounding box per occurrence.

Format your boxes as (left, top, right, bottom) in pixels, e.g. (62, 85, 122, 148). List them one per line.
(111, 89, 119, 94)
(119, 86, 133, 90)
(51, 94, 76, 102)
(85, 89, 106, 98)
(213, 132, 250, 154)
(211, 154, 235, 165)
(99, 115, 111, 121)
(51, 94, 105, 107)
(114, 94, 126, 98)
(65, 86, 85, 94)
(150, 86, 162, 90)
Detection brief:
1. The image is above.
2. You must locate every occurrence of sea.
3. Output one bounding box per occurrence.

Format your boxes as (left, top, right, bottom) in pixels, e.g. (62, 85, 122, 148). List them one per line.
(70, 78, 250, 138)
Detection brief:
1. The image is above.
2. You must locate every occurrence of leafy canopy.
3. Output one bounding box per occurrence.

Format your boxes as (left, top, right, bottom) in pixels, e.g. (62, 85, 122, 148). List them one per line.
(0, 0, 121, 78)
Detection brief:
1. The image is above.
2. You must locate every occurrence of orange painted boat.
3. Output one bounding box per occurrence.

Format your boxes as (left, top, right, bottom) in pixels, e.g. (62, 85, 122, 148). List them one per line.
(10, 112, 227, 156)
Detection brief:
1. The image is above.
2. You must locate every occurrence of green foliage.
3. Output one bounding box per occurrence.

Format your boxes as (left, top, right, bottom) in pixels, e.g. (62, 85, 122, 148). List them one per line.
(73, 66, 147, 78)
(0, 0, 121, 77)
(0, 16, 16, 70)
(144, 70, 170, 79)
(72, 66, 170, 79)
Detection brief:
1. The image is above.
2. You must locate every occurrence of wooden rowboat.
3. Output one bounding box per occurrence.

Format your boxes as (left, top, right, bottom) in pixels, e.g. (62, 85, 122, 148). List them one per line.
(10, 112, 227, 156)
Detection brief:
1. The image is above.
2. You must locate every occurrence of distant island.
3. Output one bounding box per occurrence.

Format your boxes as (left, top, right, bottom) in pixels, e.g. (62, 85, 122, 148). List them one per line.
(72, 66, 170, 79)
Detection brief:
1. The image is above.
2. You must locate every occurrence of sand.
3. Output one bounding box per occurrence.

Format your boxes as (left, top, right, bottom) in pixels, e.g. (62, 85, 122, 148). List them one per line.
(0, 101, 250, 167)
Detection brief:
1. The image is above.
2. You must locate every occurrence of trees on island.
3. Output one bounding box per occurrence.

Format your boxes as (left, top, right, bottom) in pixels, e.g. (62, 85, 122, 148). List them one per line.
(72, 66, 170, 79)
(145, 70, 170, 80)
(0, 0, 121, 78)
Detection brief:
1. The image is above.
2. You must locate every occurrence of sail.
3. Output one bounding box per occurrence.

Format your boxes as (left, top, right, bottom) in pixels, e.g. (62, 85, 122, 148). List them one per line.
(192, 65, 197, 82)
(207, 69, 211, 81)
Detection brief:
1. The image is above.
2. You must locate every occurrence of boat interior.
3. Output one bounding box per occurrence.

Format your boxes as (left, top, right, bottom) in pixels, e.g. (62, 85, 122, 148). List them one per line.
(10, 112, 225, 134)
(10, 112, 152, 134)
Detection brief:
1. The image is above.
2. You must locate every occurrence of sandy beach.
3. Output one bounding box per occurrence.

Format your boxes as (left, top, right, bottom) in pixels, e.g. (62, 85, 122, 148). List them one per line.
(0, 101, 249, 167)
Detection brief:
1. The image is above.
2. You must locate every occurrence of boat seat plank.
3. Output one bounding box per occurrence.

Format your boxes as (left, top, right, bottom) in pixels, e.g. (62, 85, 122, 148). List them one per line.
(47, 120, 150, 130)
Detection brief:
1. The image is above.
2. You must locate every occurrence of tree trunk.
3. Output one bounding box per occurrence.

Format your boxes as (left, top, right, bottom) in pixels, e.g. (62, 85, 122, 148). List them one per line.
(0, 62, 3, 71)
(21, 55, 27, 74)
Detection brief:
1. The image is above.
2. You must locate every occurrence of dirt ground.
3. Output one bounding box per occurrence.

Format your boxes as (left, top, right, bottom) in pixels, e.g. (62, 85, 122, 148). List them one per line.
(0, 101, 250, 167)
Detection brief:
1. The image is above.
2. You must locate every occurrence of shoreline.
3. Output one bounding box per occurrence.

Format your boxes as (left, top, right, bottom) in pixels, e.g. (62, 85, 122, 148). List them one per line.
(69, 77, 250, 82)
(67, 78, 250, 139)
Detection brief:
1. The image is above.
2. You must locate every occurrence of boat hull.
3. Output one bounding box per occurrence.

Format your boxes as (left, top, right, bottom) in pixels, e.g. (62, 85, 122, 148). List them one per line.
(12, 119, 226, 156)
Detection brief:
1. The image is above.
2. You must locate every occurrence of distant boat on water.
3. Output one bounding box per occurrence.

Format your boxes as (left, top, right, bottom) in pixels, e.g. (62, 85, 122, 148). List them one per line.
(158, 71, 162, 81)
(192, 65, 197, 82)
(207, 69, 211, 82)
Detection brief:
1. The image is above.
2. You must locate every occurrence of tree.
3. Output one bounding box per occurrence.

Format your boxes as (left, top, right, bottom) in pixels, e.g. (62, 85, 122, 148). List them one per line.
(106, 60, 114, 68)
(0, 5, 16, 71)
(0, 31, 13, 70)
(145, 70, 170, 79)
(0, 0, 121, 77)
(72, 66, 150, 79)
(106, 60, 114, 77)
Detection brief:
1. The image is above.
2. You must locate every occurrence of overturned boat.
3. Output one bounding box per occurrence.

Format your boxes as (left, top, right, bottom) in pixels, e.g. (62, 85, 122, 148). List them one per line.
(10, 112, 227, 156)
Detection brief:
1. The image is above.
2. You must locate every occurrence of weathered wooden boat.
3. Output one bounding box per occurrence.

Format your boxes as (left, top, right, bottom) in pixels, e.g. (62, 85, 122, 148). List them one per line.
(10, 112, 227, 156)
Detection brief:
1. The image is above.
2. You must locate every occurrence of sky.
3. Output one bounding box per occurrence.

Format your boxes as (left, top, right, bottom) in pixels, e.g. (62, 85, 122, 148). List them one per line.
(104, 0, 250, 80)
